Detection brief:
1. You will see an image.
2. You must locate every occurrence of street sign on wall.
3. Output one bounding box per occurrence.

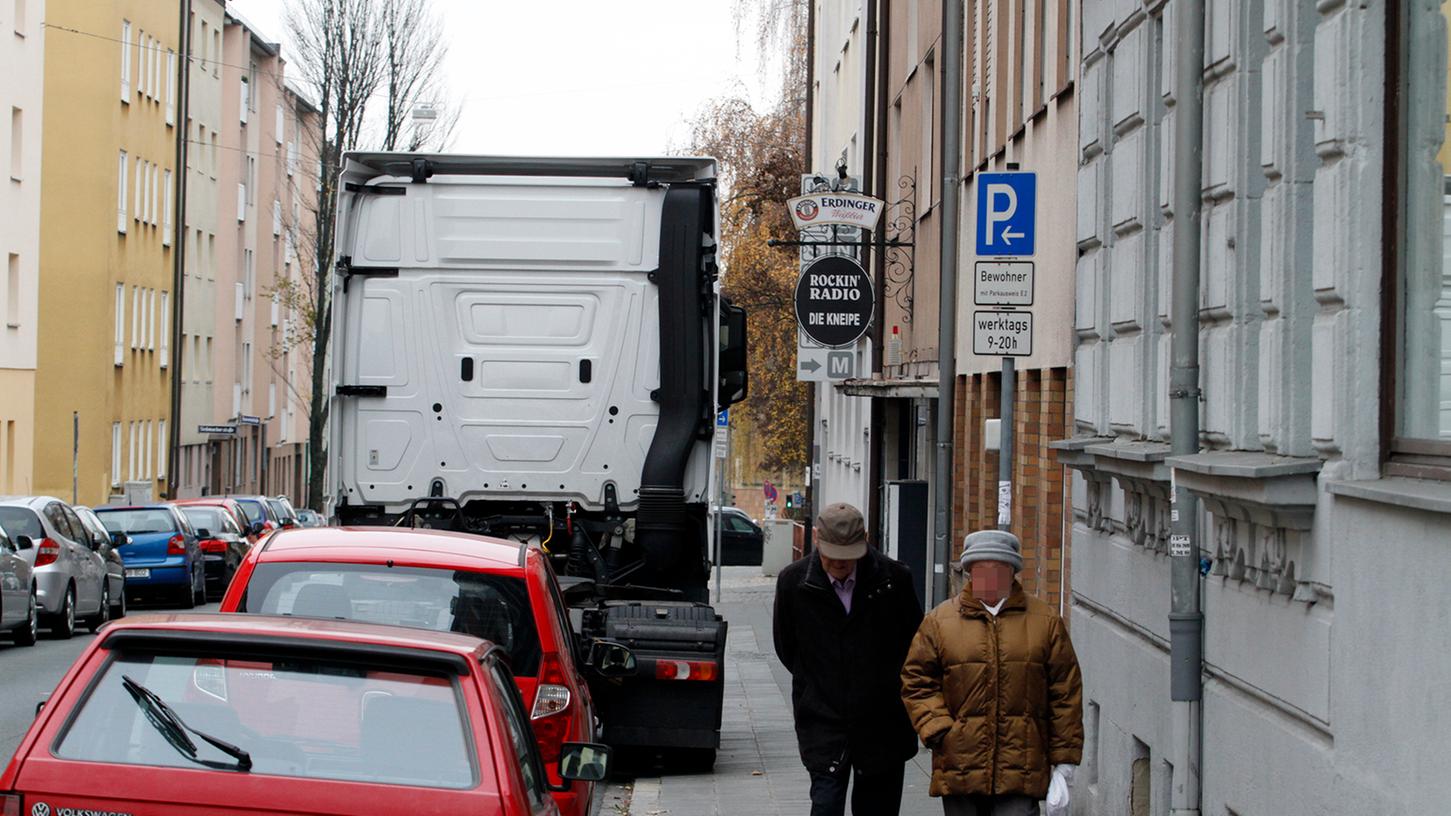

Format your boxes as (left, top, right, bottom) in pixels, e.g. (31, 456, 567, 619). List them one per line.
(794, 254, 874, 348)
(975, 172, 1037, 256)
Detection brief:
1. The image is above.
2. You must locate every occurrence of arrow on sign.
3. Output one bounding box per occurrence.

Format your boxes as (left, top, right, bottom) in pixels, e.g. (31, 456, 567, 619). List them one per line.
(800, 359, 821, 373)
(1002, 227, 1025, 245)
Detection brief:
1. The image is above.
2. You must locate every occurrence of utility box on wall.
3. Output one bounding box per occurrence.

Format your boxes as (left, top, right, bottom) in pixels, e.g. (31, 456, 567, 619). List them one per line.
(882, 480, 929, 606)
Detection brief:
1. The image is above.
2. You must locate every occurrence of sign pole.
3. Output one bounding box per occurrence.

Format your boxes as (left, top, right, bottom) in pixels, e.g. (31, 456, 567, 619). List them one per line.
(997, 357, 1015, 531)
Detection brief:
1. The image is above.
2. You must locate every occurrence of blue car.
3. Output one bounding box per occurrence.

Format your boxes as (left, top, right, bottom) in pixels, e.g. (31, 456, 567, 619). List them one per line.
(93, 504, 206, 608)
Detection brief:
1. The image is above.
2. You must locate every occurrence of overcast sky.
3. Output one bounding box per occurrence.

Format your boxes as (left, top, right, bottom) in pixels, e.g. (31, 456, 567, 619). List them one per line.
(227, 0, 779, 156)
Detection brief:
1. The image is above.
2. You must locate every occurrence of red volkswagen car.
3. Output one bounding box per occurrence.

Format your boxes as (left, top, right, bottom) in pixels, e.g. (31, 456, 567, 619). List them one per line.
(219, 527, 601, 816)
(0, 614, 609, 815)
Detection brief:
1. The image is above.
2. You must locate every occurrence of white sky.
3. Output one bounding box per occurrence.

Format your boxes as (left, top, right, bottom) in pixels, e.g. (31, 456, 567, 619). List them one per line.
(227, 0, 780, 156)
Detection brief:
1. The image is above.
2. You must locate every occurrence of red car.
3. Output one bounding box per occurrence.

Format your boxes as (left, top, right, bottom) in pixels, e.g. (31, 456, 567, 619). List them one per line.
(172, 497, 263, 544)
(219, 526, 602, 816)
(0, 614, 609, 815)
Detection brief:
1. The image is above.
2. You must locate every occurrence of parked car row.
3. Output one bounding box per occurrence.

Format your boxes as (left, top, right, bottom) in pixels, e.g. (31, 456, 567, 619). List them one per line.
(0, 494, 322, 646)
(0, 524, 623, 815)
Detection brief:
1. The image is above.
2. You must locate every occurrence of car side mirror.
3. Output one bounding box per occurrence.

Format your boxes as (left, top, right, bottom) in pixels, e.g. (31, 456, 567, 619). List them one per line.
(249, 522, 264, 537)
(35, 694, 48, 717)
(553, 742, 611, 787)
(109, 532, 128, 548)
(585, 639, 637, 677)
(196, 528, 212, 540)
(15, 535, 33, 550)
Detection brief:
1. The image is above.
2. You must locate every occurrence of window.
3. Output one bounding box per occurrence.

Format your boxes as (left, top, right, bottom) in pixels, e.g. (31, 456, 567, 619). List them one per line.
(128, 421, 137, 482)
(120, 21, 132, 102)
(8, 106, 20, 181)
(268, 382, 276, 416)
(489, 662, 551, 809)
(921, 56, 935, 208)
(247, 155, 256, 204)
(166, 50, 176, 125)
(117, 151, 128, 233)
(273, 199, 281, 236)
(236, 182, 246, 220)
(142, 421, 152, 480)
(1394, 0, 1451, 474)
(149, 162, 158, 226)
(159, 290, 170, 367)
(111, 422, 122, 487)
(163, 169, 173, 244)
(13, 0, 25, 36)
(134, 158, 144, 224)
(275, 104, 284, 144)
(157, 419, 166, 480)
(244, 249, 255, 298)
(287, 141, 297, 176)
(131, 285, 140, 349)
(145, 289, 155, 351)
(198, 20, 208, 72)
(270, 292, 279, 326)
(212, 30, 220, 78)
(239, 76, 249, 125)
(6, 253, 18, 328)
(114, 284, 125, 365)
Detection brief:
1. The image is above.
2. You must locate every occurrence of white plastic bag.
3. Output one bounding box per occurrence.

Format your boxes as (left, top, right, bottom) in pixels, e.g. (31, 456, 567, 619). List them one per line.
(1045, 764, 1075, 816)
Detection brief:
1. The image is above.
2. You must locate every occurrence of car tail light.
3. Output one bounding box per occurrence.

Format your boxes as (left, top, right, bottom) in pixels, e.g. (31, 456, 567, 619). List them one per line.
(655, 659, 719, 682)
(0, 792, 21, 816)
(199, 538, 226, 553)
(530, 654, 573, 762)
(167, 534, 186, 555)
(33, 538, 59, 567)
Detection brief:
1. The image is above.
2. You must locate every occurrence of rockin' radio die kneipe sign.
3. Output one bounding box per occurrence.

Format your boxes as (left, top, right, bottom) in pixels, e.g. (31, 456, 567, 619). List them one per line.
(794, 254, 874, 348)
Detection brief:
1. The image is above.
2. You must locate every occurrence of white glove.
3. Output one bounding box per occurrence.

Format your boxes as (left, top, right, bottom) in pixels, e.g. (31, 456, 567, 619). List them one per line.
(1045, 764, 1076, 816)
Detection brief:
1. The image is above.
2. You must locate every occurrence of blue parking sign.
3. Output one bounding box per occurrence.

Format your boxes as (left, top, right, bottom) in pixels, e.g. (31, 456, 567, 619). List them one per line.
(975, 172, 1037, 257)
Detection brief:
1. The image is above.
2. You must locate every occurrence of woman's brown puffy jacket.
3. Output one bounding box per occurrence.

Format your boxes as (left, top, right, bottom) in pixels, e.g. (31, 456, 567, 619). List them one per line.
(900, 581, 1083, 798)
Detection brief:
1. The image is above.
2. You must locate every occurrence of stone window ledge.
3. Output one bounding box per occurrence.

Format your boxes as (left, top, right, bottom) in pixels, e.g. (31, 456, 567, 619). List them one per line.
(1050, 437, 1171, 484)
(1326, 477, 1451, 515)
(1165, 452, 1322, 527)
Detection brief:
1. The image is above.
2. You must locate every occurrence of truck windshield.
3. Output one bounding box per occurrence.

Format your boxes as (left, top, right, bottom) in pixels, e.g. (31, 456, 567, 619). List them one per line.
(56, 651, 478, 789)
(238, 562, 543, 676)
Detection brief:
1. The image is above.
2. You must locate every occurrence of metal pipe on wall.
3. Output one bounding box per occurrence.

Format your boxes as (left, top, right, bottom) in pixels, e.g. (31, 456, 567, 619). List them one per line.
(166, 0, 192, 500)
(1169, 0, 1207, 812)
(932, 0, 964, 605)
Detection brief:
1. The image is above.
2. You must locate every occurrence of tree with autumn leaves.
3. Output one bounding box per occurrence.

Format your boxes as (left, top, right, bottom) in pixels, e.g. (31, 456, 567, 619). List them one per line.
(685, 0, 810, 496)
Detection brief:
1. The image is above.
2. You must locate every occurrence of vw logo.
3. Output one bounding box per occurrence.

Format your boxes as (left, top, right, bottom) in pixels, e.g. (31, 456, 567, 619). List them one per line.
(31, 803, 51, 816)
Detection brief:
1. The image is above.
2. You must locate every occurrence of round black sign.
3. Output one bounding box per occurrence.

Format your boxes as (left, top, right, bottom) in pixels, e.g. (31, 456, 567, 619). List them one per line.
(794, 254, 874, 348)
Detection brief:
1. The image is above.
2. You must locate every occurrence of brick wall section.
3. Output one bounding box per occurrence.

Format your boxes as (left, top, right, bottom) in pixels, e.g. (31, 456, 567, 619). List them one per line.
(952, 367, 1071, 613)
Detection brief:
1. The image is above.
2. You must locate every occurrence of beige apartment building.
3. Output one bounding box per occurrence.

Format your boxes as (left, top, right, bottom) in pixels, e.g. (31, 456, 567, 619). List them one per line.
(0, 0, 44, 495)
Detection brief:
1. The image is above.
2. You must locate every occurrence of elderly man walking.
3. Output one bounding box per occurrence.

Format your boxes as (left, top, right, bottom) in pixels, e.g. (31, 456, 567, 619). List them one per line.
(773, 502, 924, 816)
(901, 530, 1084, 816)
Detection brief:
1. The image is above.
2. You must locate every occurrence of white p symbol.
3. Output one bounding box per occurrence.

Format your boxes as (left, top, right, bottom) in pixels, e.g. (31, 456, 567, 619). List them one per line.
(985, 183, 1018, 246)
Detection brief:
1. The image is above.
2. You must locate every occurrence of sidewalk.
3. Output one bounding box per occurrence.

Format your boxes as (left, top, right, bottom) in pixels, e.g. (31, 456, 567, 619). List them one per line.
(603, 567, 939, 816)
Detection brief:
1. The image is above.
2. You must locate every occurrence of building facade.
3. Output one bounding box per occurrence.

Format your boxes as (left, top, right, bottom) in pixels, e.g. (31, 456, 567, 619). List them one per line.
(1066, 1, 1448, 813)
(0, 0, 44, 495)
(35, 0, 180, 505)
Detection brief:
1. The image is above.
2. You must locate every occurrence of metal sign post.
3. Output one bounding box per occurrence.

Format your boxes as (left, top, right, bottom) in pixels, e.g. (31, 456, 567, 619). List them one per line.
(972, 171, 1037, 532)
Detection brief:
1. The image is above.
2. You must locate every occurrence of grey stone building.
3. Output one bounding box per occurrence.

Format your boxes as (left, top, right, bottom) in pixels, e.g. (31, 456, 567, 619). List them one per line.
(1064, 0, 1450, 813)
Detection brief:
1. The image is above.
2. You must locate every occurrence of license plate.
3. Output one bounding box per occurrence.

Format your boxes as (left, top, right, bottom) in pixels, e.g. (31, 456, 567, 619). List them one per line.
(125, 568, 150, 579)
(204, 554, 223, 562)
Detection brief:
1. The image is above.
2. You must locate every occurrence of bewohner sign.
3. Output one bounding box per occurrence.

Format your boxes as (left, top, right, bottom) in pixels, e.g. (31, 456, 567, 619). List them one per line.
(794, 255, 875, 348)
(787, 192, 886, 231)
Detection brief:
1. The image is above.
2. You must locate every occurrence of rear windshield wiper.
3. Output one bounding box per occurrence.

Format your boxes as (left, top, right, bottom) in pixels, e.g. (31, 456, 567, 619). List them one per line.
(121, 675, 253, 772)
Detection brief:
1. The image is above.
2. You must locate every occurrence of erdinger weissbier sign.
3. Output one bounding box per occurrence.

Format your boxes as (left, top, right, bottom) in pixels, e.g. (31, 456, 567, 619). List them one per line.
(787, 191, 885, 231)
(794, 255, 874, 348)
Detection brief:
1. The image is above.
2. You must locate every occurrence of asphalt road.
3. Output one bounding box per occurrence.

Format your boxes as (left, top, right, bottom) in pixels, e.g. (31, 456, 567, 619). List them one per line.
(0, 601, 220, 763)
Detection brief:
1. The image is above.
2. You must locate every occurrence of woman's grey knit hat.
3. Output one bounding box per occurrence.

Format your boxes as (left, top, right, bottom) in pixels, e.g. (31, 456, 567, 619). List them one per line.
(959, 530, 1023, 572)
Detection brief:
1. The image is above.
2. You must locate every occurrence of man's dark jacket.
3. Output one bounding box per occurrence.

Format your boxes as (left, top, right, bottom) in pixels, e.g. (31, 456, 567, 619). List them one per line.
(772, 547, 924, 774)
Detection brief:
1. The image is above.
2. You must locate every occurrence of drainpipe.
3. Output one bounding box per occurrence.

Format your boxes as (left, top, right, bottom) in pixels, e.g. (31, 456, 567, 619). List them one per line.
(932, 0, 963, 605)
(802, 0, 817, 555)
(863, 0, 882, 538)
(166, 0, 192, 500)
(1168, 0, 1206, 812)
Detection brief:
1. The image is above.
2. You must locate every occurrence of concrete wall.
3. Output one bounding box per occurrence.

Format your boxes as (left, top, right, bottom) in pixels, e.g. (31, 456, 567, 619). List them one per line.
(1070, 1, 1444, 813)
(0, 0, 43, 494)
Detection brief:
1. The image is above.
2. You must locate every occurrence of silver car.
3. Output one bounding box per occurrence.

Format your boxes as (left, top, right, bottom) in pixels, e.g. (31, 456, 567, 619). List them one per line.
(0, 520, 38, 646)
(0, 496, 108, 638)
(73, 505, 128, 621)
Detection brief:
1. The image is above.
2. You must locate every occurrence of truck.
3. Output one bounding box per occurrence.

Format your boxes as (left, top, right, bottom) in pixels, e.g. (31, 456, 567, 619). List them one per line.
(326, 153, 749, 767)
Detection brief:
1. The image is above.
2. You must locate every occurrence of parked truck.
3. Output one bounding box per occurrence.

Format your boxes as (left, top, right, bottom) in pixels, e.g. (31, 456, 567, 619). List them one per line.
(326, 153, 748, 767)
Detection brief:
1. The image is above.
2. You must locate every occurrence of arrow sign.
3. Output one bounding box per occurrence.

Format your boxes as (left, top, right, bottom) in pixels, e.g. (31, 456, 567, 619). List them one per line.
(975, 172, 1037, 257)
(800, 358, 822, 373)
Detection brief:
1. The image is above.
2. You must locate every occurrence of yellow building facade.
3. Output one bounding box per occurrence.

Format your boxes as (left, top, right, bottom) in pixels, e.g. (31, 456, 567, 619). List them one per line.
(35, 0, 180, 504)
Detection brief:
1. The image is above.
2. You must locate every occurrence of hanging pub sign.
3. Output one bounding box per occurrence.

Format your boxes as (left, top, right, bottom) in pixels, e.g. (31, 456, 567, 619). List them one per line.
(786, 191, 886, 231)
(794, 254, 874, 348)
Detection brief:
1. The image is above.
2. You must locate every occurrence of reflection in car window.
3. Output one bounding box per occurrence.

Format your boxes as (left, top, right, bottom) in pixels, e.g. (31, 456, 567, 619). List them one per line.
(239, 563, 543, 676)
(181, 507, 238, 536)
(236, 500, 266, 525)
(94, 509, 179, 535)
(0, 507, 45, 539)
(56, 652, 480, 790)
(489, 661, 549, 808)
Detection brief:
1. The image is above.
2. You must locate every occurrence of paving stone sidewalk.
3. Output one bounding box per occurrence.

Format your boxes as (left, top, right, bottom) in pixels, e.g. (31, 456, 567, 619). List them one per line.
(602, 568, 940, 816)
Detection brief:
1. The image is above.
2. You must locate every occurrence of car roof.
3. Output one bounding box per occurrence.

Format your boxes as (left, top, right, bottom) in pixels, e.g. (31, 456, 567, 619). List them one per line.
(255, 526, 527, 571)
(171, 497, 239, 506)
(94, 504, 179, 512)
(97, 612, 493, 661)
(0, 495, 59, 507)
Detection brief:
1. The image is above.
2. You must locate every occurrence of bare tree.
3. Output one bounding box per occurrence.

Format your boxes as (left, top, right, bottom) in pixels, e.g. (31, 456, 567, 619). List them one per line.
(378, 0, 455, 151)
(286, 0, 387, 510)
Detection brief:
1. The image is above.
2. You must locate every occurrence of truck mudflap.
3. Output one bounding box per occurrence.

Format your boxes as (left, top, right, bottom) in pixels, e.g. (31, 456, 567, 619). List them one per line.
(584, 601, 727, 753)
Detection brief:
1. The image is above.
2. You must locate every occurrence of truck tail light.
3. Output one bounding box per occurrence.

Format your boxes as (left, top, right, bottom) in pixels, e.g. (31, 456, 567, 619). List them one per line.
(655, 659, 719, 682)
(199, 538, 226, 553)
(0, 792, 22, 816)
(34, 538, 60, 567)
(167, 534, 186, 555)
(530, 654, 573, 763)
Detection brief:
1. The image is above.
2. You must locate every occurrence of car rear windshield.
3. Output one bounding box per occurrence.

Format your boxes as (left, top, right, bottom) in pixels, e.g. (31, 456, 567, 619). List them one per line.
(236, 500, 266, 524)
(55, 651, 479, 790)
(95, 508, 178, 535)
(181, 507, 232, 535)
(238, 563, 543, 676)
(0, 507, 43, 539)
(267, 499, 291, 519)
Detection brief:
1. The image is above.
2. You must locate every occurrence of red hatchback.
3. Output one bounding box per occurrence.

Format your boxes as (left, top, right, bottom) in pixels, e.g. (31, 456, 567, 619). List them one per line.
(219, 527, 601, 816)
(0, 614, 610, 815)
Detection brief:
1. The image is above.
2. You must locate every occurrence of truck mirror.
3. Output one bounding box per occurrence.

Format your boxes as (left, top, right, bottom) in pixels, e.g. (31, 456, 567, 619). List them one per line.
(718, 300, 749, 408)
(587, 639, 637, 677)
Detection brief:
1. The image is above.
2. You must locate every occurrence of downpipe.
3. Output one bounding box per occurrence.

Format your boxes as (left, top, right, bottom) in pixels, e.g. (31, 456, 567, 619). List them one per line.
(1169, 0, 1206, 812)
(932, 0, 964, 606)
